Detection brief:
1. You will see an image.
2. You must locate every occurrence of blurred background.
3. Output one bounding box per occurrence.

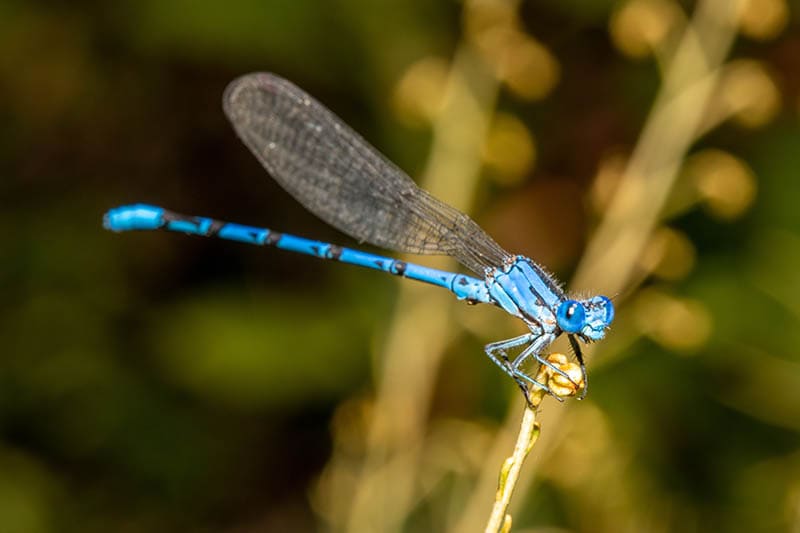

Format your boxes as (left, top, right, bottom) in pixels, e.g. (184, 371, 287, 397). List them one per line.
(1, 0, 799, 531)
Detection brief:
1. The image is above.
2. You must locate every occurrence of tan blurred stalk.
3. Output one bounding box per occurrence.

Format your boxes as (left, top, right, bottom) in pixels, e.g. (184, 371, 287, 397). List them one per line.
(576, 0, 745, 294)
(307, 1, 543, 530)
(453, 0, 746, 530)
(340, 48, 500, 533)
(292, 30, 510, 533)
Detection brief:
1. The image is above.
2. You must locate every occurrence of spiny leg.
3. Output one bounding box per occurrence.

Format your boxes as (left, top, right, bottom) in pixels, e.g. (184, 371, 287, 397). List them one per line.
(509, 332, 569, 381)
(484, 334, 542, 406)
(505, 334, 566, 403)
(508, 333, 586, 400)
(485, 334, 581, 406)
(568, 334, 589, 399)
(484, 333, 534, 377)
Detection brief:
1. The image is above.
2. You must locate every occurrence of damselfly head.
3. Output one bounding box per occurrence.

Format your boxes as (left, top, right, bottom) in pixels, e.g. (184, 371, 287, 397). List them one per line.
(556, 295, 614, 341)
(581, 295, 614, 341)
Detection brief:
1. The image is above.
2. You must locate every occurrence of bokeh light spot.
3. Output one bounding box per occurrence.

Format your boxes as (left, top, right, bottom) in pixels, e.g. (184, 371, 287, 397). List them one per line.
(686, 149, 757, 220)
(737, 0, 788, 41)
(392, 56, 450, 126)
(634, 289, 713, 351)
(482, 113, 537, 185)
(610, 0, 681, 59)
(639, 226, 696, 281)
(719, 59, 781, 129)
(591, 152, 628, 214)
(464, 0, 559, 99)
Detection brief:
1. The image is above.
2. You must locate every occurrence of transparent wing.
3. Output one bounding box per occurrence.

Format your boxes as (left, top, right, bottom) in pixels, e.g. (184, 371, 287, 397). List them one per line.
(223, 72, 511, 275)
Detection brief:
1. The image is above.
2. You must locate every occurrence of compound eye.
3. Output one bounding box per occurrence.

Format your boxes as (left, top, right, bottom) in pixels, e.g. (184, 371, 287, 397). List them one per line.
(556, 299, 585, 333)
(598, 295, 615, 324)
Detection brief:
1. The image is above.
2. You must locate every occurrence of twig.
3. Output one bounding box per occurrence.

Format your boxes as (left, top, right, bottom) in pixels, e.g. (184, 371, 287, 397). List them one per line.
(484, 355, 584, 533)
(484, 401, 541, 533)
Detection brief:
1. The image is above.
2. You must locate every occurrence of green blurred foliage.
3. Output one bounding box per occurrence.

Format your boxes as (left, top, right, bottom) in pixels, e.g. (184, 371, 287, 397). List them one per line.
(1, 0, 799, 532)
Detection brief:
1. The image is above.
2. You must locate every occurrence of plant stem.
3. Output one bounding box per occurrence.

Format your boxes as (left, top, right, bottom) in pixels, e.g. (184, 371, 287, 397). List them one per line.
(484, 402, 541, 533)
(484, 354, 581, 533)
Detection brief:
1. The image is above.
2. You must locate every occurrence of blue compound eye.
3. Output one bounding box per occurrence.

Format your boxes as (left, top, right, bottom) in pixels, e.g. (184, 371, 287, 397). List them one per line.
(556, 299, 585, 333)
(599, 295, 615, 324)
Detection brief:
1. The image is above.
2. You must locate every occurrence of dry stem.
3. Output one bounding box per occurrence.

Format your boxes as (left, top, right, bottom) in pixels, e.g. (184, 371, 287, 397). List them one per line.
(484, 355, 584, 533)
